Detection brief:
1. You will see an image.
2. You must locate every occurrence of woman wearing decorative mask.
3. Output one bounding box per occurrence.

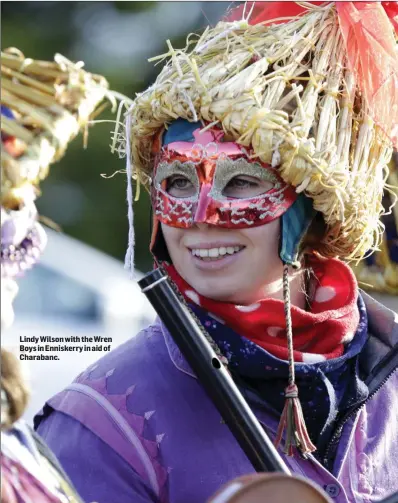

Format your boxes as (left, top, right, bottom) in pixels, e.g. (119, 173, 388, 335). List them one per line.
(1, 48, 114, 503)
(35, 3, 398, 503)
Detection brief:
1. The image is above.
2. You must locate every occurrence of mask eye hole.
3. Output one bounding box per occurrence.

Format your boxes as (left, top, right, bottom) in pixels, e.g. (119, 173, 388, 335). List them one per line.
(222, 175, 274, 199)
(166, 175, 196, 198)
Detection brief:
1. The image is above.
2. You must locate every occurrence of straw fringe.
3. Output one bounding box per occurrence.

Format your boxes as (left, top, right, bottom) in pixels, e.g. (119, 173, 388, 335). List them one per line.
(1, 48, 118, 208)
(352, 157, 398, 294)
(118, 2, 394, 262)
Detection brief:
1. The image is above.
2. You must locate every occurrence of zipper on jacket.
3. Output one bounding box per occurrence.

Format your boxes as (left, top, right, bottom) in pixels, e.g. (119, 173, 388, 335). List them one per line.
(323, 368, 397, 470)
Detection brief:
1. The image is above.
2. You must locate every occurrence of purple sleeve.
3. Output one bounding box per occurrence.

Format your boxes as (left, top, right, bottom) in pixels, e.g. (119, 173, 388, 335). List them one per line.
(36, 411, 159, 503)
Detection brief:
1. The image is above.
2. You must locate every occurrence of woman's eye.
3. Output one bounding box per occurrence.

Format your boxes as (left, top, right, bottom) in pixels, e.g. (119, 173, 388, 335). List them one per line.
(228, 178, 257, 189)
(170, 177, 190, 189)
(223, 176, 273, 198)
(166, 176, 196, 197)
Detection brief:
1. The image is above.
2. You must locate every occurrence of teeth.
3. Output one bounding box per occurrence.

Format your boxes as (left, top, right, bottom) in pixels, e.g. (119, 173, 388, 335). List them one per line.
(191, 246, 243, 259)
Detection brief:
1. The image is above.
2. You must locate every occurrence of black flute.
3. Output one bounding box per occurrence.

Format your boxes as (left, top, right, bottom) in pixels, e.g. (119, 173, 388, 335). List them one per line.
(138, 268, 289, 474)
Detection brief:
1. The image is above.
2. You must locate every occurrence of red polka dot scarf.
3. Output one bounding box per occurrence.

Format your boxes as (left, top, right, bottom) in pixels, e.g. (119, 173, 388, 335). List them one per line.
(164, 257, 360, 362)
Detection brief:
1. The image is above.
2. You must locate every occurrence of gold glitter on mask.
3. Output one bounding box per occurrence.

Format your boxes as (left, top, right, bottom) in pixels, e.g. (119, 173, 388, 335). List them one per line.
(155, 160, 200, 196)
(210, 158, 279, 200)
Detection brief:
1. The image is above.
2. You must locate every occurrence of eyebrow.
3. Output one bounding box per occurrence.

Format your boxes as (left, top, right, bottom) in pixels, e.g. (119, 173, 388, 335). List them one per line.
(154, 159, 199, 184)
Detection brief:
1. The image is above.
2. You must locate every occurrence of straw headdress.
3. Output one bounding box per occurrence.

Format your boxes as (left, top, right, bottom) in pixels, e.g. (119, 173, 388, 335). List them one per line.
(1, 47, 115, 210)
(122, 1, 398, 263)
(353, 154, 398, 295)
(1, 48, 127, 281)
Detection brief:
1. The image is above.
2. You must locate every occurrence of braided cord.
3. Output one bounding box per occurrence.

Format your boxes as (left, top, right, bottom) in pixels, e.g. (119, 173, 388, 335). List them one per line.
(283, 263, 295, 386)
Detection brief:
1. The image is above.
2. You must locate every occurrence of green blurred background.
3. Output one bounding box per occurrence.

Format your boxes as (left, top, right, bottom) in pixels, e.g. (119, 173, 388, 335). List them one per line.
(1, 1, 236, 272)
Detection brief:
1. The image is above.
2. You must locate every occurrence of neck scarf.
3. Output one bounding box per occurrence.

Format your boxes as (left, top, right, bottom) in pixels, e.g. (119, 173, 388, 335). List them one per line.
(164, 257, 360, 363)
(187, 297, 369, 451)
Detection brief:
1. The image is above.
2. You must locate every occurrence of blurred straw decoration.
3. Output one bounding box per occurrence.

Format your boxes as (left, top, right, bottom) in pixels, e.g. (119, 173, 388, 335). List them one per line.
(352, 152, 398, 295)
(1, 47, 121, 210)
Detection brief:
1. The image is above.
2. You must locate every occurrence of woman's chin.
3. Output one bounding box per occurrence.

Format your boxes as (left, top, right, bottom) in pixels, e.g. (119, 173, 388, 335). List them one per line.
(189, 277, 240, 303)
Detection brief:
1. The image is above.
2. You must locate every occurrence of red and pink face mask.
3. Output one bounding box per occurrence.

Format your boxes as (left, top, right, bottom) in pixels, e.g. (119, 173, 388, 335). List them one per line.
(152, 120, 297, 230)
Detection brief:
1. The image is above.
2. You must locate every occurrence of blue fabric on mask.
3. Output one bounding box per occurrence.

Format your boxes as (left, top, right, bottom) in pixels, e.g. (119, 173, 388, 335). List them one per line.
(0, 105, 15, 120)
(162, 118, 202, 146)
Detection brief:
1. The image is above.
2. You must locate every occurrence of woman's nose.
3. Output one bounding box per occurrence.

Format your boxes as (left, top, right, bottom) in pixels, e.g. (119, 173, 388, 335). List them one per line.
(193, 183, 212, 223)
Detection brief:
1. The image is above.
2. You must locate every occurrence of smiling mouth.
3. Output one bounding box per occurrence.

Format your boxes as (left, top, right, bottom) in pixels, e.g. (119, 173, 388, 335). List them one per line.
(189, 245, 245, 261)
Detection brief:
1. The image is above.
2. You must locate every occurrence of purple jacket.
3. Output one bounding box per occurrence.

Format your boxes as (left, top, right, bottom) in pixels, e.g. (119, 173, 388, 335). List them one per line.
(35, 291, 398, 503)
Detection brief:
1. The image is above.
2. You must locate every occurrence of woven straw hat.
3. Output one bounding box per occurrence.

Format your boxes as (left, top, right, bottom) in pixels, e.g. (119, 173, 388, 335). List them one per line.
(122, 1, 398, 263)
(1, 48, 113, 211)
(1, 48, 122, 280)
